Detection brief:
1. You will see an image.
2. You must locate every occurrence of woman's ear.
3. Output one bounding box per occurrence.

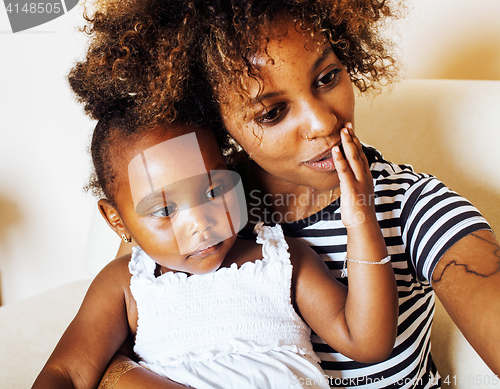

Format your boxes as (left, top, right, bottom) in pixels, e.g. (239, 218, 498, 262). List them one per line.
(98, 199, 129, 240)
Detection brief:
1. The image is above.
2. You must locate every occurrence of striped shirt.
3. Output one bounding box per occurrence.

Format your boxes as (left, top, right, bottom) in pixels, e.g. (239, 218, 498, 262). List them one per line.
(280, 146, 491, 389)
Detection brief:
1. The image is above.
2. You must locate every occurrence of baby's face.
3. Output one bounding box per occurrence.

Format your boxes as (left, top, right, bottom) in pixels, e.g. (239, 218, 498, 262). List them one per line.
(115, 124, 246, 275)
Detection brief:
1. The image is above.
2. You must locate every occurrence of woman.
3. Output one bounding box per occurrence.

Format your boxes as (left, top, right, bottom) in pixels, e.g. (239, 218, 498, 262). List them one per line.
(68, 0, 500, 387)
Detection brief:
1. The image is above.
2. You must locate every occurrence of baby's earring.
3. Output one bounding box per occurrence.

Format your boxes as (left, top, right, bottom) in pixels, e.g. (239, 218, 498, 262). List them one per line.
(121, 234, 132, 243)
(226, 134, 244, 153)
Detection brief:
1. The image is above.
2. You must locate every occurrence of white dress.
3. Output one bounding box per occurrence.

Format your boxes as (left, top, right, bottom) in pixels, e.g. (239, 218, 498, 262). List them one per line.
(129, 223, 330, 389)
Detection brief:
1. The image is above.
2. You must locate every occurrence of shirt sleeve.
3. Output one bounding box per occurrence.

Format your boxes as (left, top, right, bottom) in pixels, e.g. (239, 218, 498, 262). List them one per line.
(399, 176, 491, 283)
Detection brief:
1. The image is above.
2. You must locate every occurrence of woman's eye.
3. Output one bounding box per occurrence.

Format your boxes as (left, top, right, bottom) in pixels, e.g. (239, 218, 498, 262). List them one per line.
(151, 205, 176, 218)
(317, 68, 341, 88)
(256, 105, 286, 124)
(206, 185, 224, 200)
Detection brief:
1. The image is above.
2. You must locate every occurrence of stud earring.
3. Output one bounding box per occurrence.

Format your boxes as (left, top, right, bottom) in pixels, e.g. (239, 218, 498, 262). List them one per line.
(305, 132, 313, 142)
(121, 234, 132, 243)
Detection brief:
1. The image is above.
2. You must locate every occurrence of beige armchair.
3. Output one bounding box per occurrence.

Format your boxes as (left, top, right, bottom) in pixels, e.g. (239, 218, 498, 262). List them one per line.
(1, 79, 498, 388)
(355, 79, 499, 387)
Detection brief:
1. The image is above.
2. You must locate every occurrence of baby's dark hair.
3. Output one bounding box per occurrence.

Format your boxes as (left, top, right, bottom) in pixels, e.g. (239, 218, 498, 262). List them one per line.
(85, 104, 145, 205)
(85, 99, 239, 206)
(69, 0, 403, 125)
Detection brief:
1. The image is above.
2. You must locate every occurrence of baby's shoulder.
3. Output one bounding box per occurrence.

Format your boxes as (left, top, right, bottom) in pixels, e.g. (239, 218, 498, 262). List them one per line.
(93, 253, 133, 290)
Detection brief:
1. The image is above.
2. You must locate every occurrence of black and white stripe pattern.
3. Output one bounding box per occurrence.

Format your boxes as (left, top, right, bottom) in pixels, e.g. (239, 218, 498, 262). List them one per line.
(281, 146, 490, 388)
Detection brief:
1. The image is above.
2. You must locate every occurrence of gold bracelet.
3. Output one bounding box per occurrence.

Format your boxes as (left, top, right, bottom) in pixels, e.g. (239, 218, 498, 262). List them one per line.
(341, 255, 391, 278)
(100, 360, 140, 389)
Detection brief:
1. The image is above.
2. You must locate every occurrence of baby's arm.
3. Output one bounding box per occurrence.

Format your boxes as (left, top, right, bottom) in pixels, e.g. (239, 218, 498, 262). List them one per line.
(97, 354, 192, 389)
(33, 255, 193, 389)
(32, 257, 134, 389)
(292, 125, 398, 363)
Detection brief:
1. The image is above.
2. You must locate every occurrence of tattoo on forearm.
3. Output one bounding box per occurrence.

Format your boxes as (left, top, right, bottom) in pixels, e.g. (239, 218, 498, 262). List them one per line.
(432, 233, 500, 283)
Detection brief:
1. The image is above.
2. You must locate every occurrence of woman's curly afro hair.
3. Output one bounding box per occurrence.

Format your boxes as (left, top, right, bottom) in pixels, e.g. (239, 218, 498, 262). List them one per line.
(69, 0, 403, 126)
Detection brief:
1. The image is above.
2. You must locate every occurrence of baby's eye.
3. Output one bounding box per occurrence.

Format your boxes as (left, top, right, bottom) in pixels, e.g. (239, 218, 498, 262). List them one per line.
(151, 205, 177, 218)
(317, 68, 342, 88)
(206, 185, 224, 200)
(256, 104, 286, 125)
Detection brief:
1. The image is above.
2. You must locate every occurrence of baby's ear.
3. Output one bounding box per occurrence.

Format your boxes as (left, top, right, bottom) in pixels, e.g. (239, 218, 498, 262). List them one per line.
(98, 199, 128, 238)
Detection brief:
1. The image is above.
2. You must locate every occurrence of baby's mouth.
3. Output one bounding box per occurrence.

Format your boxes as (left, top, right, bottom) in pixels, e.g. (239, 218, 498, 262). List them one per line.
(187, 241, 222, 258)
(186, 235, 227, 257)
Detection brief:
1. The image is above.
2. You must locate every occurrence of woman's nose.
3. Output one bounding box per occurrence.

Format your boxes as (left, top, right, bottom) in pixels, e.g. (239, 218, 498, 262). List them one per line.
(301, 100, 338, 141)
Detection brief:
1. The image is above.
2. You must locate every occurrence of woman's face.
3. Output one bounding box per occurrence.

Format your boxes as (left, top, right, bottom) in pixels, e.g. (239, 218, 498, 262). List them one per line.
(220, 17, 355, 193)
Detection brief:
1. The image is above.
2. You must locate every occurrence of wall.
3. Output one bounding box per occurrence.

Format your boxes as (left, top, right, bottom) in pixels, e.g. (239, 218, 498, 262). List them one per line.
(396, 0, 500, 81)
(1, 0, 499, 305)
(0, 4, 120, 305)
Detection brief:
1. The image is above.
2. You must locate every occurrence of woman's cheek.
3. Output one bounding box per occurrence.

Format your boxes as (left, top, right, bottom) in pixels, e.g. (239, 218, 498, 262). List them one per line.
(238, 123, 262, 152)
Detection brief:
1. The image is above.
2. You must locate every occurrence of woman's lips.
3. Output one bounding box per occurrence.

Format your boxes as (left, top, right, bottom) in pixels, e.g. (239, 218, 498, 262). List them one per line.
(304, 147, 335, 171)
(308, 148, 333, 163)
(304, 144, 346, 171)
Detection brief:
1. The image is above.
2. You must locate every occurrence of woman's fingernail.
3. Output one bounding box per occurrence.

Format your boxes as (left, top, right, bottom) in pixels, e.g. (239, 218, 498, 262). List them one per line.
(343, 127, 349, 134)
(333, 145, 340, 153)
(346, 122, 353, 130)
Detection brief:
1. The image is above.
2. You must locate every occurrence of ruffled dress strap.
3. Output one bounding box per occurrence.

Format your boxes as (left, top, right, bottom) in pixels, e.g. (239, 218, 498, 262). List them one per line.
(129, 246, 158, 282)
(254, 222, 290, 266)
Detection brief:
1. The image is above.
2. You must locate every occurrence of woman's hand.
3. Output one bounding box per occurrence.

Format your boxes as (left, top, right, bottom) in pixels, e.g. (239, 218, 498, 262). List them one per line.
(332, 123, 377, 230)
